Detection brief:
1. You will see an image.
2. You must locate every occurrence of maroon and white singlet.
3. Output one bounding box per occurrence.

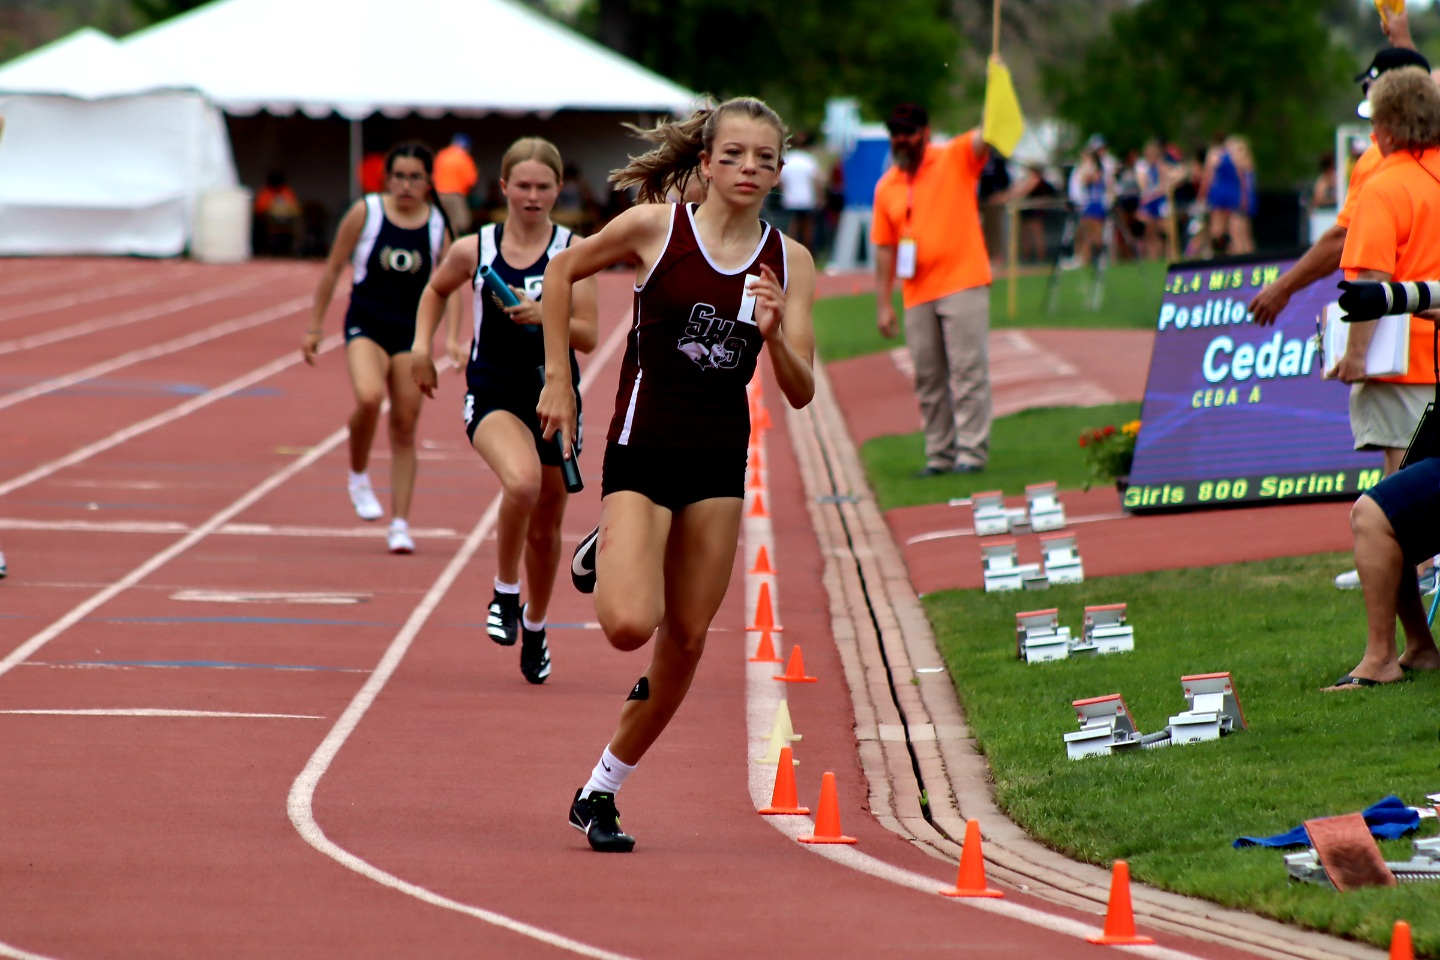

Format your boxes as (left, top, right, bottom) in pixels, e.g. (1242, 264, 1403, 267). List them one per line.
(606, 203, 788, 453)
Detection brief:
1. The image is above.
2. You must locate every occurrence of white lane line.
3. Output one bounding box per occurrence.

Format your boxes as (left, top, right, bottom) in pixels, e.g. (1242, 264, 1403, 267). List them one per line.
(0, 709, 322, 719)
(0, 937, 57, 960)
(0, 332, 342, 501)
(0, 426, 348, 679)
(742, 412, 1208, 960)
(288, 314, 636, 959)
(0, 295, 311, 414)
(0, 271, 206, 324)
(0, 277, 266, 357)
(0, 519, 458, 540)
(170, 590, 370, 604)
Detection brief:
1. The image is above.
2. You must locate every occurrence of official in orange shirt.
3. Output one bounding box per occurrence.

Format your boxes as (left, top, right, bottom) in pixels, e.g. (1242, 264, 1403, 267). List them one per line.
(1249, 43, 1429, 325)
(872, 102, 993, 476)
(434, 133, 479, 234)
(1337, 65, 1440, 474)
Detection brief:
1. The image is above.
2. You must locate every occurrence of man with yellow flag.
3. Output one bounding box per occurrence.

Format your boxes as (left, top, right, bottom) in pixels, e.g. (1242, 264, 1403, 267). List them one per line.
(871, 55, 1024, 477)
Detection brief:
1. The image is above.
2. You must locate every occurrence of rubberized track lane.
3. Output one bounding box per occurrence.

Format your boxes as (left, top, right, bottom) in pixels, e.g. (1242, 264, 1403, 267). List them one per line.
(0, 261, 1277, 959)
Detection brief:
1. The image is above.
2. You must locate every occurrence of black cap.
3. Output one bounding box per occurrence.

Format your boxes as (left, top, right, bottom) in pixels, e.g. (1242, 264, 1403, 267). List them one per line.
(1356, 48, 1431, 118)
(886, 103, 929, 135)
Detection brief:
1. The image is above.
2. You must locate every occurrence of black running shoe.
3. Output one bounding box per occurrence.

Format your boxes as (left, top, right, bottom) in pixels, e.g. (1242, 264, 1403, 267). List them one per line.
(568, 789, 635, 852)
(571, 526, 598, 595)
(520, 625, 551, 684)
(486, 591, 519, 646)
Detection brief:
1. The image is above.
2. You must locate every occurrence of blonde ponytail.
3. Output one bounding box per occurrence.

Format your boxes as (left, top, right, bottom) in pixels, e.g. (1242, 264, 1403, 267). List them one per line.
(611, 97, 787, 204)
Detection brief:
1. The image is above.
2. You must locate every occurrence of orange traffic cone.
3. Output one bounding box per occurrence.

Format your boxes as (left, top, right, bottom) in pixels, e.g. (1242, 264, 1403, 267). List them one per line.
(1086, 860, 1154, 945)
(749, 545, 774, 575)
(749, 448, 765, 473)
(1391, 920, 1413, 960)
(749, 629, 782, 663)
(941, 819, 1004, 898)
(747, 581, 783, 632)
(747, 491, 769, 518)
(760, 746, 809, 815)
(753, 403, 772, 432)
(746, 467, 765, 490)
(774, 645, 818, 683)
(798, 771, 856, 843)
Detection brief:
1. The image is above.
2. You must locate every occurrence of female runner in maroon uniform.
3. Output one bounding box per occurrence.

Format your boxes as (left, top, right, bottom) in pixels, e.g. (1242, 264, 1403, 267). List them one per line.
(537, 98, 817, 851)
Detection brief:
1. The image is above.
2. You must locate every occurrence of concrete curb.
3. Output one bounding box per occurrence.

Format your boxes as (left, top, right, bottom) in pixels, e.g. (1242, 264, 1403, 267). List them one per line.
(790, 359, 1385, 960)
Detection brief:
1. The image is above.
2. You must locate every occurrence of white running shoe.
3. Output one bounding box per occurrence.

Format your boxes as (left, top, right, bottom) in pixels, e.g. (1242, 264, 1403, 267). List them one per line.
(388, 520, 414, 554)
(0, 549, 7, 579)
(348, 476, 383, 521)
(1334, 569, 1360, 590)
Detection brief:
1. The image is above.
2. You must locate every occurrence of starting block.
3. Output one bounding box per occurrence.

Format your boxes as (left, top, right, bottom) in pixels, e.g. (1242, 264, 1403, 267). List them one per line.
(1063, 694, 1141, 760)
(1040, 533, 1084, 585)
(1015, 608, 1072, 663)
(1167, 672, 1246, 744)
(1287, 828, 1440, 887)
(971, 491, 1011, 537)
(1072, 603, 1133, 656)
(982, 539, 1041, 592)
(1025, 482, 1066, 533)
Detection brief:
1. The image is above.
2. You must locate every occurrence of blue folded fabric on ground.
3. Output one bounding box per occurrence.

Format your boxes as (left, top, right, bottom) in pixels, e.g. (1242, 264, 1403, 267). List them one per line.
(1233, 796, 1421, 848)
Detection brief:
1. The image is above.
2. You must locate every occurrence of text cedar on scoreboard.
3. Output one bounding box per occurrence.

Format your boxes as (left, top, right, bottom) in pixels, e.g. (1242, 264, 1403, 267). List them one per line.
(1125, 253, 1383, 513)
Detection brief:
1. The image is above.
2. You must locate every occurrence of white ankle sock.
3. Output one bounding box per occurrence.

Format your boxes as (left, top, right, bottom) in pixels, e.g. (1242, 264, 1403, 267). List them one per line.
(493, 578, 520, 595)
(581, 747, 635, 799)
(389, 518, 408, 531)
(521, 605, 545, 632)
(348, 470, 370, 487)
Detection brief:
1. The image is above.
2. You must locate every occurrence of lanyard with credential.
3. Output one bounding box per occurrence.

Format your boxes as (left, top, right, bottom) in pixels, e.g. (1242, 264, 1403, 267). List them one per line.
(896, 174, 918, 279)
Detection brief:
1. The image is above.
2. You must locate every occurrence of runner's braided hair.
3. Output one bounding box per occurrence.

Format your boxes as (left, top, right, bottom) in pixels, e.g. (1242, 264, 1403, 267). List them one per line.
(610, 97, 788, 204)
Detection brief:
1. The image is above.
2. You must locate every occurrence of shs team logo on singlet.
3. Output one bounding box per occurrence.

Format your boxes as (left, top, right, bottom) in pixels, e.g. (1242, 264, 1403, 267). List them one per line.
(379, 245, 424, 274)
(676, 303, 745, 370)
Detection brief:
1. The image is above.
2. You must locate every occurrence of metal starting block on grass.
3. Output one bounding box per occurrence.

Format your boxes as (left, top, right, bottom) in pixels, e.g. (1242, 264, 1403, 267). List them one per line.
(1071, 603, 1134, 656)
(982, 539, 1041, 592)
(1040, 533, 1084, 585)
(1063, 694, 1144, 759)
(1015, 608, 1072, 663)
(1285, 829, 1440, 888)
(971, 491, 1012, 537)
(1165, 672, 1247, 745)
(1025, 482, 1066, 533)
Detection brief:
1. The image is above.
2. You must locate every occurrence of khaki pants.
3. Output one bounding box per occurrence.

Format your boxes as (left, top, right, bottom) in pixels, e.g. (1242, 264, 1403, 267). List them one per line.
(903, 286, 992, 470)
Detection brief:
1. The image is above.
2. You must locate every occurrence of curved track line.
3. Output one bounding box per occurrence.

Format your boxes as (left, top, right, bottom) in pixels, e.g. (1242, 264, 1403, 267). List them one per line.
(0, 296, 311, 414)
(285, 316, 640, 960)
(740, 401, 1211, 960)
(0, 276, 270, 357)
(0, 333, 343, 500)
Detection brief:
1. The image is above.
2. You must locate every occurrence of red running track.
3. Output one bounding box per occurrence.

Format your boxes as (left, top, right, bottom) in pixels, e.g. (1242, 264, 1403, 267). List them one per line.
(0, 258, 1275, 959)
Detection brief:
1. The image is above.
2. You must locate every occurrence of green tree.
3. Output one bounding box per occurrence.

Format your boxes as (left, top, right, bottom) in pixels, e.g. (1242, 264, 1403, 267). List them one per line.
(584, 0, 962, 131)
(1043, 0, 1355, 185)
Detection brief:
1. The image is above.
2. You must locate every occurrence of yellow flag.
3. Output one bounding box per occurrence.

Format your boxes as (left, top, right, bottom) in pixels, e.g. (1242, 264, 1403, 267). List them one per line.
(983, 57, 1025, 158)
(1375, 0, 1405, 29)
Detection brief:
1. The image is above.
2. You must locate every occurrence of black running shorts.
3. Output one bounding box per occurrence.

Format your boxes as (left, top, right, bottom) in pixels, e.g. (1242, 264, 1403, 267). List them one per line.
(463, 386, 582, 468)
(1364, 457, 1440, 566)
(344, 315, 415, 357)
(600, 441, 746, 512)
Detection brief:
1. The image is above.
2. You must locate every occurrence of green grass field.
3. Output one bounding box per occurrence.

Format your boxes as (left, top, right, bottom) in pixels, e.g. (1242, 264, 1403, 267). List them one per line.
(814, 259, 1168, 363)
(859, 403, 1140, 510)
(923, 555, 1440, 955)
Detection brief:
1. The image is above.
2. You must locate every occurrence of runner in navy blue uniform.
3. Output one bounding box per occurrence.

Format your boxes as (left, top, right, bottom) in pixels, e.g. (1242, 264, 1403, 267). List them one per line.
(304, 142, 458, 554)
(536, 98, 817, 851)
(413, 138, 598, 684)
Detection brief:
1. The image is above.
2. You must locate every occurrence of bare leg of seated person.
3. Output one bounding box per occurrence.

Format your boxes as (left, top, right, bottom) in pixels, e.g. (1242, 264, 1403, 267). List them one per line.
(1333, 496, 1440, 688)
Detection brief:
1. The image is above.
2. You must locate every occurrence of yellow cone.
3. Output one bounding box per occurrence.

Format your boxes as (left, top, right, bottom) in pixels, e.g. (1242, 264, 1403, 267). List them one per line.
(756, 722, 800, 765)
(774, 698, 802, 742)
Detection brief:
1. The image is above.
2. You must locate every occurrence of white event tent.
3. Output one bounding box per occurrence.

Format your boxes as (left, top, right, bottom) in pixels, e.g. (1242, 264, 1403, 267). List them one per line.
(0, 27, 239, 257)
(120, 0, 697, 240)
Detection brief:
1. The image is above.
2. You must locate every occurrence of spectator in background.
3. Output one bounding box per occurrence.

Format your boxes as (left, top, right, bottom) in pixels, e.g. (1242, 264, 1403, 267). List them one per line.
(779, 130, 822, 252)
(1198, 132, 1243, 255)
(1312, 152, 1338, 209)
(253, 169, 301, 256)
(1068, 136, 1111, 267)
(978, 148, 1011, 260)
(1134, 140, 1175, 261)
(996, 159, 1059, 263)
(872, 101, 993, 476)
(1227, 135, 1257, 254)
(434, 133, 479, 234)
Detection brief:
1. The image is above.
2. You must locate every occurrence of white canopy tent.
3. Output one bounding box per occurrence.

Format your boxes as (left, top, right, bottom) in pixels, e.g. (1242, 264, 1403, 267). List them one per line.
(0, 27, 239, 257)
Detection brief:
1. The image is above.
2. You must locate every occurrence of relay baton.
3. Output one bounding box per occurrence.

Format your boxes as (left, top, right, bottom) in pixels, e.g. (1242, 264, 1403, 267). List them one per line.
(535, 365, 584, 494)
(479, 263, 521, 308)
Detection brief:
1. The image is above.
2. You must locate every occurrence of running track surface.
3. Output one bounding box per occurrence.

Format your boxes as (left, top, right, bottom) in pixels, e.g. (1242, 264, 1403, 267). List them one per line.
(0, 258, 1316, 959)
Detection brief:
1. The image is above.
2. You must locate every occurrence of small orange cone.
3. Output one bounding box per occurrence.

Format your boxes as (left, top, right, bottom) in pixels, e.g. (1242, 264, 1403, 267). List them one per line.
(798, 771, 856, 843)
(774, 645, 818, 683)
(747, 581, 783, 632)
(747, 491, 769, 518)
(748, 629, 782, 663)
(749, 448, 765, 473)
(941, 819, 1004, 898)
(1086, 860, 1154, 945)
(1391, 920, 1413, 960)
(746, 468, 764, 490)
(749, 545, 774, 575)
(753, 403, 772, 432)
(760, 746, 809, 815)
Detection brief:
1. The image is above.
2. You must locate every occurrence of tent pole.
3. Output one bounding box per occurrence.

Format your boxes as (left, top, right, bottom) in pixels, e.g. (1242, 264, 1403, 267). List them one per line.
(349, 118, 362, 203)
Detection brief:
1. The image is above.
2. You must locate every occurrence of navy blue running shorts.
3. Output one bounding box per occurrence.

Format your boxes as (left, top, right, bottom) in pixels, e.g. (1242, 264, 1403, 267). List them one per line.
(600, 441, 746, 512)
(463, 385, 582, 468)
(1364, 456, 1440, 566)
(344, 315, 415, 357)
